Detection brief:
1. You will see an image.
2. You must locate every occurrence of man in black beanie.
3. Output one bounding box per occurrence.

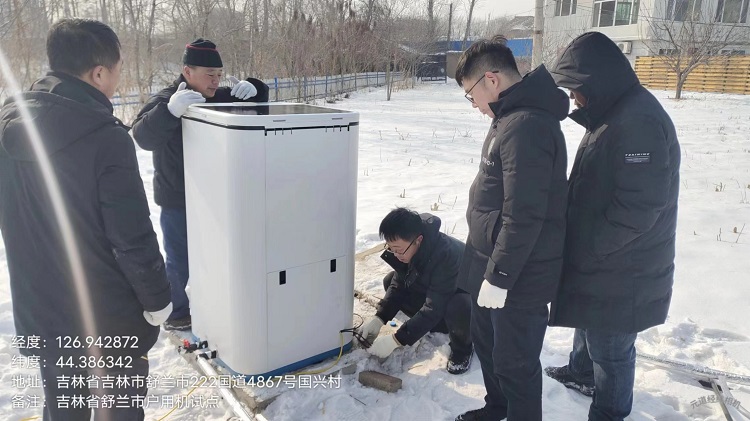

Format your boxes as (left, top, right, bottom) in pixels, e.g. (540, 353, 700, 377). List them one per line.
(131, 38, 269, 331)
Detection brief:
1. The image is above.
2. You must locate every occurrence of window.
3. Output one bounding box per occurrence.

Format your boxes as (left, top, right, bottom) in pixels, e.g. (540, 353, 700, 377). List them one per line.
(594, 0, 640, 26)
(716, 0, 750, 23)
(555, 0, 578, 16)
(667, 0, 702, 21)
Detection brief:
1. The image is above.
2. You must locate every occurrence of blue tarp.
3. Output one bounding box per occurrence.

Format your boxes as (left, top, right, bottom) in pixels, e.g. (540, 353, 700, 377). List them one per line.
(438, 38, 533, 58)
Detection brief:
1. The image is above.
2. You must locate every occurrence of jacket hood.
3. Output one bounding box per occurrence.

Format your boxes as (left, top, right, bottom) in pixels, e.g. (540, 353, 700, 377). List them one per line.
(410, 213, 442, 268)
(551, 32, 639, 128)
(0, 72, 120, 162)
(489, 65, 570, 122)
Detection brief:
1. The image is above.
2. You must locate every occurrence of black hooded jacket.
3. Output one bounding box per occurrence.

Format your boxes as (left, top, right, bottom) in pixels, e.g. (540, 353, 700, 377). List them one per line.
(131, 75, 269, 208)
(0, 72, 170, 359)
(549, 32, 681, 333)
(375, 214, 465, 346)
(457, 65, 569, 308)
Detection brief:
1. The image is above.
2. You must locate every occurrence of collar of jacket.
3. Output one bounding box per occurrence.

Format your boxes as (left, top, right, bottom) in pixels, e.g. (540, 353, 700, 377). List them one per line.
(567, 83, 639, 131)
(172, 74, 187, 90)
(37, 71, 115, 114)
(487, 65, 570, 123)
(488, 81, 522, 122)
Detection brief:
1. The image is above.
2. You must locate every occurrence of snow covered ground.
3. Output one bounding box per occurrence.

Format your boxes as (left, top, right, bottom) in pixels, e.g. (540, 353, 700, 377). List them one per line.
(1, 81, 749, 420)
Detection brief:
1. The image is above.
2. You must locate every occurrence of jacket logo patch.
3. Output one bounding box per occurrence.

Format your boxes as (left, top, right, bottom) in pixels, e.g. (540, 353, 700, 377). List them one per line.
(482, 156, 495, 167)
(624, 152, 651, 164)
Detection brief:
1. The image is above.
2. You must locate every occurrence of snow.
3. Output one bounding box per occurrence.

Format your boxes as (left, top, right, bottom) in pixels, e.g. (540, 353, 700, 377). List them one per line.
(1, 81, 749, 420)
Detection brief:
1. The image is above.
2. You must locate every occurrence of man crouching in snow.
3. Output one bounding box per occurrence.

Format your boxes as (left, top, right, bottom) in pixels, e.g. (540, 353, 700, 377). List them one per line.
(359, 208, 474, 375)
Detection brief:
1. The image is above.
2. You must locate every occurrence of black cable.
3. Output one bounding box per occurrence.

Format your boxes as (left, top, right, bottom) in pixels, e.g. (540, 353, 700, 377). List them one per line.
(340, 313, 373, 349)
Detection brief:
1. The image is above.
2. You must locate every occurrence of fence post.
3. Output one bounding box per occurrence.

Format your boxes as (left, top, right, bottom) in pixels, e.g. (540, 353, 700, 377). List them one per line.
(274, 77, 279, 102)
(325, 75, 329, 99)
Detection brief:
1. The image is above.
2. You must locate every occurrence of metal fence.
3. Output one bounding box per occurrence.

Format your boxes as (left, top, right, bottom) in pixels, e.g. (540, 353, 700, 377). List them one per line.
(111, 71, 401, 121)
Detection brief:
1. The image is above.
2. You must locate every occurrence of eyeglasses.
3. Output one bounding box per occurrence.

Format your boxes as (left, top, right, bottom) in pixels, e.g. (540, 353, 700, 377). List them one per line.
(464, 70, 499, 103)
(384, 236, 419, 256)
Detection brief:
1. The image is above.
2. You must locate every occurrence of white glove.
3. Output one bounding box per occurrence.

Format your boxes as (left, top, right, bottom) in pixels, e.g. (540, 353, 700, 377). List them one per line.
(185, 284, 191, 301)
(477, 280, 508, 309)
(358, 317, 384, 342)
(167, 82, 205, 118)
(367, 334, 400, 358)
(143, 302, 173, 326)
(228, 76, 258, 100)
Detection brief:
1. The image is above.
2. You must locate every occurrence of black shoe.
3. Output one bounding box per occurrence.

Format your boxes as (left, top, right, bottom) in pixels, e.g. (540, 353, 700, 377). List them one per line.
(544, 365, 595, 397)
(447, 344, 474, 375)
(164, 316, 191, 331)
(455, 406, 505, 421)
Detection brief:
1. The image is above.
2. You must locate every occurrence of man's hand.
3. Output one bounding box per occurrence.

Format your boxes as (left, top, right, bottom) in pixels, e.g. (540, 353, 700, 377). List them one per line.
(167, 82, 205, 117)
(228, 76, 258, 100)
(143, 302, 173, 326)
(358, 317, 384, 343)
(477, 280, 508, 309)
(367, 334, 401, 358)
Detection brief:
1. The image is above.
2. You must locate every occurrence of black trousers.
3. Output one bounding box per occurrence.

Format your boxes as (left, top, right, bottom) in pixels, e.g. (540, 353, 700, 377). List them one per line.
(383, 271, 472, 355)
(471, 300, 549, 421)
(40, 353, 150, 421)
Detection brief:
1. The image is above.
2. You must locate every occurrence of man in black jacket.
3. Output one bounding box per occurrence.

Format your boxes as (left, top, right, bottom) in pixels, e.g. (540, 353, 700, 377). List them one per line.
(131, 39, 269, 330)
(0, 19, 171, 420)
(360, 208, 473, 374)
(545, 32, 680, 421)
(453, 36, 569, 421)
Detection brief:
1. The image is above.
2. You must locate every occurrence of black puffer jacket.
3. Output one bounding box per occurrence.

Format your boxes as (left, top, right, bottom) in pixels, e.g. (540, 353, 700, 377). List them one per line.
(375, 214, 465, 346)
(549, 32, 681, 333)
(131, 75, 269, 208)
(457, 65, 569, 308)
(0, 72, 170, 359)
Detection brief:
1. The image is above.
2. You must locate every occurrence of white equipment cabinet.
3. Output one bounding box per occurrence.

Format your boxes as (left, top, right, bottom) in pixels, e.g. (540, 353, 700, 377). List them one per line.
(181, 103, 358, 377)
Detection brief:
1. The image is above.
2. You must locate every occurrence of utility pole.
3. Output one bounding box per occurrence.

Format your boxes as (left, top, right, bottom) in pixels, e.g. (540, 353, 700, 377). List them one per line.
(447, 3, 453, 51)
(532, 0, 545, 68)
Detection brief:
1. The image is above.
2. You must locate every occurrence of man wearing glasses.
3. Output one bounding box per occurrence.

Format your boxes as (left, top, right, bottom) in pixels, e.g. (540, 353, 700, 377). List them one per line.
(453, 36, 569, 421)
(359, 208, 473, 375)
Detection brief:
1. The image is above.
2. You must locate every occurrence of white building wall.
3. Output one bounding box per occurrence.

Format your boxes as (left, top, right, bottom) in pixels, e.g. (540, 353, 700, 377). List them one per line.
(544, 0, 750, 67)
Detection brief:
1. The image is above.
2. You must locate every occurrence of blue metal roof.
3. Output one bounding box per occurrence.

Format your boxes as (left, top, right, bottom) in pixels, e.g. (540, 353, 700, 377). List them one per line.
(440, 38, 533, 58)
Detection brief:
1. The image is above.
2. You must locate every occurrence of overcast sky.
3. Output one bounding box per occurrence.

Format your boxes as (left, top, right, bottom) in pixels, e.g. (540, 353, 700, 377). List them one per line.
(467, 0, 537, 19)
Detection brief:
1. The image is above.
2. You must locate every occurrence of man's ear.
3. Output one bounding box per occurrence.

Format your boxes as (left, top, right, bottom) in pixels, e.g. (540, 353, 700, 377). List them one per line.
(486, 71, 501, 88)
(84, 65, 107, 90)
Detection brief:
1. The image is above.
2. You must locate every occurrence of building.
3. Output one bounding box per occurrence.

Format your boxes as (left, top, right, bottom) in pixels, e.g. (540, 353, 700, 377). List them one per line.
(544, 0, 750, 65)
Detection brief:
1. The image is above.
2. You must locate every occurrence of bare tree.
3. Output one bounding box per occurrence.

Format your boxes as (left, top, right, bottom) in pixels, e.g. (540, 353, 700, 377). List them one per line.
(642, 1, 750, 99)
(461, 0, 478, 49)
(427, 0, 435, 39)
(1, 0, 453, 105)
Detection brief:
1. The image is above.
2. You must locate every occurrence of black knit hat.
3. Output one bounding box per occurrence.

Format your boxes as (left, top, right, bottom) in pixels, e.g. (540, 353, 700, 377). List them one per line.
(183, 38, 223, 68)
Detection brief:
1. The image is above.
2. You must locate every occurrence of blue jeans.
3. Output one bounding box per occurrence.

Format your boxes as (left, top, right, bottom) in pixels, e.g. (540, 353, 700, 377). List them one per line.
(568, 328, 638, 421)
(160, 207, 190, 320)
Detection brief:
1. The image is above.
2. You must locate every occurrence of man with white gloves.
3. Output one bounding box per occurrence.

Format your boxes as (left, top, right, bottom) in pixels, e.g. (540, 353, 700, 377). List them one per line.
(453, 36, 569, 421)
(360, 208, 473, 375)
(131, 38, 268, 331)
